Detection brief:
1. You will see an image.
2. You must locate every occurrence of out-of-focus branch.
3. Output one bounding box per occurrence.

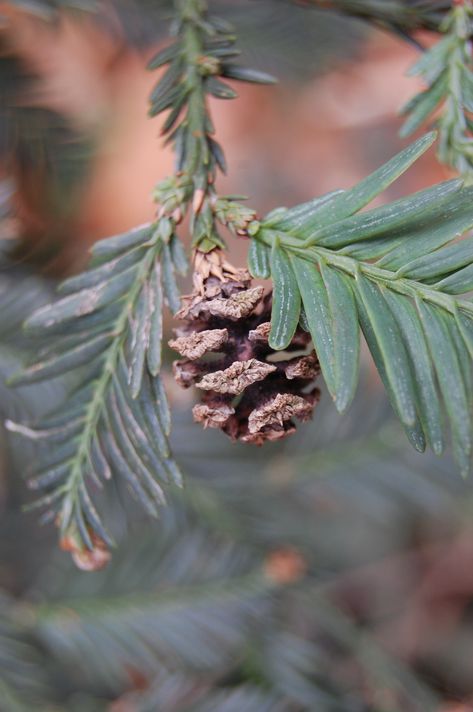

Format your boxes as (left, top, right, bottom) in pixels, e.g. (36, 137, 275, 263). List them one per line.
(293, 0, 451, 35)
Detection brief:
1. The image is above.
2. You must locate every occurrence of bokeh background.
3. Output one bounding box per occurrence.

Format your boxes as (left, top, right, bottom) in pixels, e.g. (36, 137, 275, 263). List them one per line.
(1, 1, 473, 710)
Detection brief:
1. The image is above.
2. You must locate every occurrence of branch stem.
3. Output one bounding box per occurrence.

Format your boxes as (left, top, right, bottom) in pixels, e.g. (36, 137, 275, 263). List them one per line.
(61, 238, 162, 533)
(255, 229, 473, 318)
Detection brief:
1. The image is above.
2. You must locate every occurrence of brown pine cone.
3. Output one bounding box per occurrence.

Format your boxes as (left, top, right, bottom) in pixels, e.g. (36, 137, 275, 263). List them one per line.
(169, 250, 321, 444)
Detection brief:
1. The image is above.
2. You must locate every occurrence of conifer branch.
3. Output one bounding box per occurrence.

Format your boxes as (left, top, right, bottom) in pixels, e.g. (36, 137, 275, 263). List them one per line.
(6, 0, 275, 566)
(148, 0, 275, 252)
(8, 0, 473, 566)
(248, 133, 473, 473)
(292, 0, 450, 36)
(7, 221, 184, 569)
(401, 0, 473, 177)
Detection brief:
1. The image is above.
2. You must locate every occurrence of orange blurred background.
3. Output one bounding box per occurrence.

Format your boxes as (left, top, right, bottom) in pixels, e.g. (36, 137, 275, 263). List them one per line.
(2, 4, 452, 271)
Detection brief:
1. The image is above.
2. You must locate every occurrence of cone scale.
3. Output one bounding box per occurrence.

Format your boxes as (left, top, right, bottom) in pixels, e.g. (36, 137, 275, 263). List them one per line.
(169, 250, 321, 444)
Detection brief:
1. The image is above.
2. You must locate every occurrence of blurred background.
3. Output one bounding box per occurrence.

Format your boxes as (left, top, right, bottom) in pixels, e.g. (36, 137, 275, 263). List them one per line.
(1, 1, 473, 710)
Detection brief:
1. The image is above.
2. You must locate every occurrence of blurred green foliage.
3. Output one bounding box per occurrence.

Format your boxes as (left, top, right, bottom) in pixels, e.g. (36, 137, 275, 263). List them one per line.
(0, 246, 469, 708)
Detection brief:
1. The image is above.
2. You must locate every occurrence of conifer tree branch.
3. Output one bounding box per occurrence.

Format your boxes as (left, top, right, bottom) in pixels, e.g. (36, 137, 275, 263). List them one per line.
(293, 0, 450, 35)
(149, 0, 275, 251)
(247, 134, 473, 473)
(8, 0, 473, 566)
(6, 0, 275, 566)
(401, 0, 473, 177)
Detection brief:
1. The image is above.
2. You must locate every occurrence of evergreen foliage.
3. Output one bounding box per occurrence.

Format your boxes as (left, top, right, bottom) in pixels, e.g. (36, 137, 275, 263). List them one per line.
(8, 221, 184, 562)
(303, 0, 450, 36)
(401, 0, 473, 175)
(5, 1, 473, 707)
(6, 0, 275, 557)
(5, 0, 473, 561)
(0, 377, 461, 709)
(250, 132, 473, 472)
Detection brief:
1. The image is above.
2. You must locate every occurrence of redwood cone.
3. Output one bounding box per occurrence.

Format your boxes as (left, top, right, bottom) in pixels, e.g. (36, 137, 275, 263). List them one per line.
(169, 250, 320, 444)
